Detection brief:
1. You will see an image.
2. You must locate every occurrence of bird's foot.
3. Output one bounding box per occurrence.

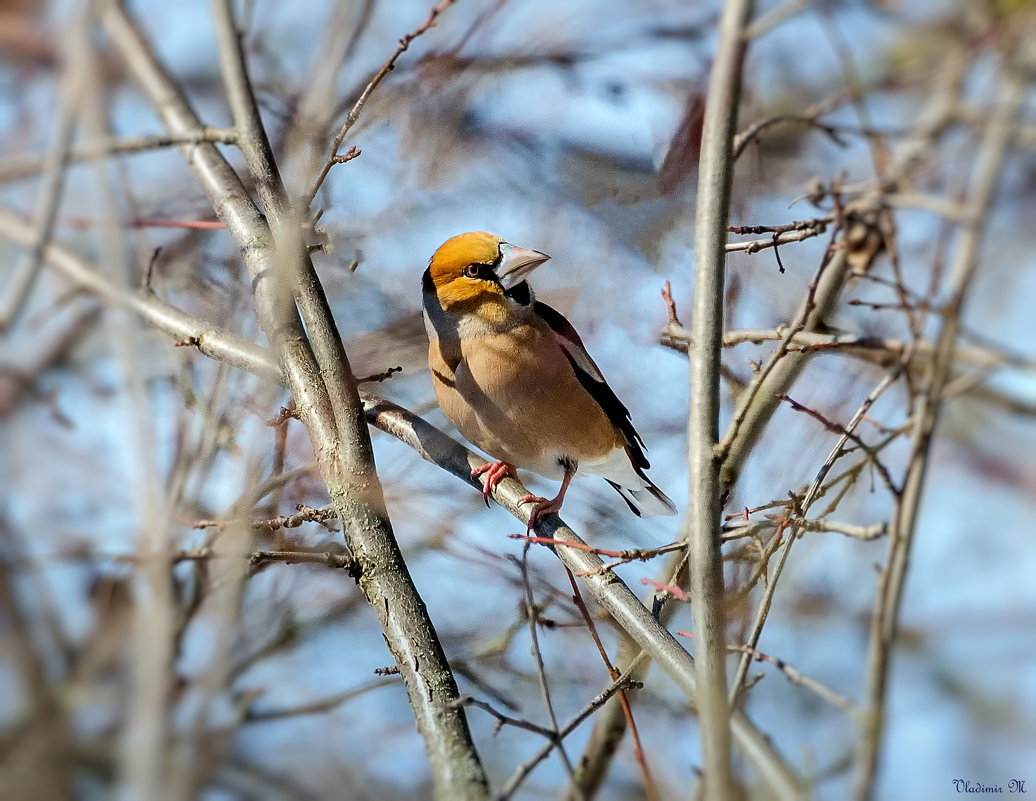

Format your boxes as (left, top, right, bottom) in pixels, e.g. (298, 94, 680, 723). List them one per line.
(471, 461, 515, 507)
(518, 469, 574, 532)
(518, 493, 564, 533)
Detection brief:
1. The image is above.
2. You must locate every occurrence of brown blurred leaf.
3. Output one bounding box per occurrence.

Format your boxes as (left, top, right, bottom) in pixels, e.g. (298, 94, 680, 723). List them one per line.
(659, 92, 705, 196)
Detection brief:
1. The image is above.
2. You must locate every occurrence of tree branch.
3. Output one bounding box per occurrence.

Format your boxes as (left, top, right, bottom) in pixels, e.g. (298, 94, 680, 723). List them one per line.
(685, 0, 754, 796)
(100, 3, 489, 797)
(851, 58, 1026, 801)
(302, 0, 457, 208)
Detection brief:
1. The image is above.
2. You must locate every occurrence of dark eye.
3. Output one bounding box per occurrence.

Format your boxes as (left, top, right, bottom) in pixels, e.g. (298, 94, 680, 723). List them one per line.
(464, 264, 483, 279)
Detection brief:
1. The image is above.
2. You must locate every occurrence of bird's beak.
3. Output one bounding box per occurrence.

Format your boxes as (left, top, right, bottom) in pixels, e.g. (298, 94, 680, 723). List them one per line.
(498, 243, 550, 289)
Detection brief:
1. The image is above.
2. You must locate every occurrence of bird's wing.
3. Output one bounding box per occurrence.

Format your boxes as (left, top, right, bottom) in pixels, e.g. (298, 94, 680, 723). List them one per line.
(532, 300, 650, 470)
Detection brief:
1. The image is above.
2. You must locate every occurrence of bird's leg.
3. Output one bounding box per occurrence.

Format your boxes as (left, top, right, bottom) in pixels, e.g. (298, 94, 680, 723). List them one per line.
(519, 467, 574, 532)
(471, 461, 516, 507)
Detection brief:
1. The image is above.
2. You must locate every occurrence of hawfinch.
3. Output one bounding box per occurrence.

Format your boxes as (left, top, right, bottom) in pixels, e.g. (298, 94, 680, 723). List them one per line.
(422, 231, 677, 529)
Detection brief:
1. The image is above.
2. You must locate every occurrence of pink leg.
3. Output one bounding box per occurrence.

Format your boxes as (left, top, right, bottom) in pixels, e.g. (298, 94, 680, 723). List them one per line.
(471, 461, 515, 507)
(519, 468, 574, 532)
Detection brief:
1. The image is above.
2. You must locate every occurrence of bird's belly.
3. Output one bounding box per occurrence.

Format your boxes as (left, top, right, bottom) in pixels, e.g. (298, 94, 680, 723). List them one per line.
(433, 332, 619, 478)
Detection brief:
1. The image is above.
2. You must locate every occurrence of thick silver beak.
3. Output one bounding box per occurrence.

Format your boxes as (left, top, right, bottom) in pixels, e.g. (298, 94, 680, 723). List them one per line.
(497, 242, 550, 289)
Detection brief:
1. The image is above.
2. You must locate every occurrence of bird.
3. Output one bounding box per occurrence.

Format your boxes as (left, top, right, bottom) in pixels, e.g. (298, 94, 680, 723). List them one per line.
(422, 231, 677, 530)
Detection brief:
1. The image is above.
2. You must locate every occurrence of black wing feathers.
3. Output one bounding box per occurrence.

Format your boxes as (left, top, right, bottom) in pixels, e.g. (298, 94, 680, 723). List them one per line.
(532, 300, 650, 471)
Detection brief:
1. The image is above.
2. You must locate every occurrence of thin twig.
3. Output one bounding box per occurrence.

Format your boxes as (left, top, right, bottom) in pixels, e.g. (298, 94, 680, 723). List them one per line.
(452, 696, 556, 738)
(497, 669, 645, 801)
(516, 549, 579, 789)
(0, 129, 239, 184)
(563, 570, 658, 801)
(246, 679, 397, 722)
(302, 0, 457, 208)
(0, 7, 86, 329)
(724, 218, 830, 254)
(190, 504, 338, 532)
(729, 368, 902, 700)
(684, 639, 859, 717)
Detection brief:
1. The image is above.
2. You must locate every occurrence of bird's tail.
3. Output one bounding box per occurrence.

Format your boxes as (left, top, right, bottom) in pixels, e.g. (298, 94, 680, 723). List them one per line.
(606, 480, 677, 518)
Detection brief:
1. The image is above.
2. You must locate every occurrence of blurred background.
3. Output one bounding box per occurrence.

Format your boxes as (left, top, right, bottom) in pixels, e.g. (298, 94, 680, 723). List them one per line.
(1, 0, 1034, 798)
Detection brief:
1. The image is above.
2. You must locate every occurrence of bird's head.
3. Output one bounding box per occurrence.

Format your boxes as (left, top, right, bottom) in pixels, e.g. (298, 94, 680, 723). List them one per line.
(423, 232, 550, 311)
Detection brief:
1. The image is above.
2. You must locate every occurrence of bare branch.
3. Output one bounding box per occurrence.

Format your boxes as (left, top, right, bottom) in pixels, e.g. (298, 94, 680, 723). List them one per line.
(496, 670, 644, 801)
(244, 679, 396, 722)
(101, 3, 490, 796)
(515, 551, 578, 786)
(302, 0, 458, 208)
(0, 129, 238, 184)
(685, 1, 754, 795)
(726, 644, 857, 716)
(852, 59, 1027, 801)
(0, 13, 85, 330)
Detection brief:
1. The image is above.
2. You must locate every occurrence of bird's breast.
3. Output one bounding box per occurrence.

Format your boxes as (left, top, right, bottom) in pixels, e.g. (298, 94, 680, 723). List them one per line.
(428, 319, 622, 477)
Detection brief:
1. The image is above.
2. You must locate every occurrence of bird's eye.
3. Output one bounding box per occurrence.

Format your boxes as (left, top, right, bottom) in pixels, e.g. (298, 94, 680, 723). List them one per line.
(464, 264, 483, 279)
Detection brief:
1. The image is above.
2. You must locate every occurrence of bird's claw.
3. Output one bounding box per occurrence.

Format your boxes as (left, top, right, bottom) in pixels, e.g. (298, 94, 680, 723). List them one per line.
(471, 461, 515, 507)
(518, 493, 562, 533)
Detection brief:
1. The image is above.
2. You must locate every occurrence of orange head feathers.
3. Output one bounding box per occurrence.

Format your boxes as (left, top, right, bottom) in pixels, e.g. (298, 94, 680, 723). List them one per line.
(423, 231, 549, 311)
